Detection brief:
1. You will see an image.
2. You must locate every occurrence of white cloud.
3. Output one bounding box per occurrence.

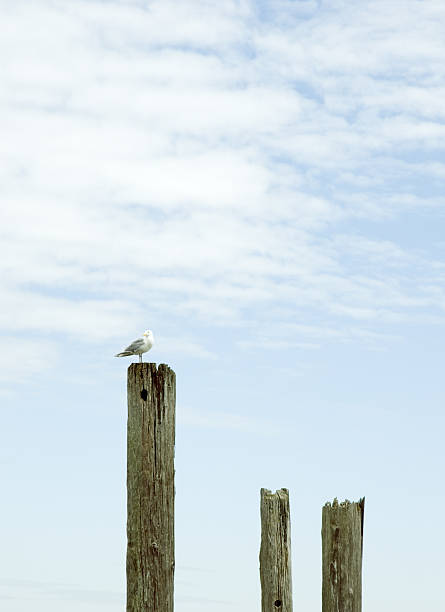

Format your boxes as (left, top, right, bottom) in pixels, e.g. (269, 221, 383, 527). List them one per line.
(0, 337, 59, 383)
(1, 0, 445, 367)
(158, 335, 216, 360)
(178, 405, 283, 436)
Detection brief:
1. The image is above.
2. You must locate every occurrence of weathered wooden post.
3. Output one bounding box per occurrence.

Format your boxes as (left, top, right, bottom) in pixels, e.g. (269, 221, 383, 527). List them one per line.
(321, 498, 365, 612)
(259, 488, 293, 612)
(126, 363, 176, 612)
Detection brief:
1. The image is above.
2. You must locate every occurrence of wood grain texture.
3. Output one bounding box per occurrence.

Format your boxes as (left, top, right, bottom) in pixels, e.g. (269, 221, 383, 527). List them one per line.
(126, 363, 176, 612)
(321, 498, 365, 612)
(260, 488, 293, 612)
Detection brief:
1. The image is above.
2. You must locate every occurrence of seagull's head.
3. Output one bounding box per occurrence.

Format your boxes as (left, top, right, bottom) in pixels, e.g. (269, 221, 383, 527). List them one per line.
(143, 330, 152, 338)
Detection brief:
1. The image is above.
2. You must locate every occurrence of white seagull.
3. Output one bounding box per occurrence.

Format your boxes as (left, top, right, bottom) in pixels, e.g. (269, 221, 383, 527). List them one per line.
(115, 330, 154, 363)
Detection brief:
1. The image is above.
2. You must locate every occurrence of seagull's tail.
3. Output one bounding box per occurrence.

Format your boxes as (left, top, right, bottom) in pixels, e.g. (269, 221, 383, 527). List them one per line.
(115, 351, 133, 357)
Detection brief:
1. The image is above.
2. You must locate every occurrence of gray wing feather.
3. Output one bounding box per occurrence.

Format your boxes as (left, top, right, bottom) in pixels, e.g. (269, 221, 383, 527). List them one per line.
(124, 338, 145, 353)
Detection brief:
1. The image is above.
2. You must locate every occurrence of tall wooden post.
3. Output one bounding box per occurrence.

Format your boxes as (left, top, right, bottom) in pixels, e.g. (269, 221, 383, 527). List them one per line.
(126, 363, 176, 612)
(259, 488, 293, 612)
(321, 498, 365, 612)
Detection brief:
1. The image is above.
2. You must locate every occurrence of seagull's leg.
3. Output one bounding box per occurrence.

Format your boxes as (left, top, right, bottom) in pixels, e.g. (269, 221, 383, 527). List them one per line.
(139, 354, 142, 364)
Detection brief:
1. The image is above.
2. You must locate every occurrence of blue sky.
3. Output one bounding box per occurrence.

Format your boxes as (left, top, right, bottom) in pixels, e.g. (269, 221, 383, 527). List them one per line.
(1, 0, 445, 610)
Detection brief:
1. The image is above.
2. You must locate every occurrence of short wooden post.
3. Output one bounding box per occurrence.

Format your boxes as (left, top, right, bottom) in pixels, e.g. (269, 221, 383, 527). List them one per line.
(259, 488, 293, 612)
(126, 363, 176, 612)
(321, 498, 365, 612)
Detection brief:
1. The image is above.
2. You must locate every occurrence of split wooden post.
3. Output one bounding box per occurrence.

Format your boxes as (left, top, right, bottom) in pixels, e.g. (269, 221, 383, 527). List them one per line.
(259, 488, 293, 612)
(321, 498, 365, 612)
(126, 363, 176, 612)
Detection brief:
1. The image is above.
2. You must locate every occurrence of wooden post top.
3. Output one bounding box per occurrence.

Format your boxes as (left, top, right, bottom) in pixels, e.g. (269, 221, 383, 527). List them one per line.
(127, 362, 174, 372)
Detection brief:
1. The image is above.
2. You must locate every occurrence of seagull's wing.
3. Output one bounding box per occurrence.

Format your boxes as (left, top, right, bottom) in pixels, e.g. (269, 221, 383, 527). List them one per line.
(124, 337, 145, 353)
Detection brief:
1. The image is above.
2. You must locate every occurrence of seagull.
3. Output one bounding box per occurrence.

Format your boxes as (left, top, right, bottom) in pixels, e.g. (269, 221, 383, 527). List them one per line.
(115, 330, 154, 363)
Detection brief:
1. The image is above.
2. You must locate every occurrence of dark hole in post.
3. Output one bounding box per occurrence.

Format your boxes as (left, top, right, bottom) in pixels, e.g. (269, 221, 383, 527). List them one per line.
(140, 389, 148, 401)
(274, 601, 282, 608)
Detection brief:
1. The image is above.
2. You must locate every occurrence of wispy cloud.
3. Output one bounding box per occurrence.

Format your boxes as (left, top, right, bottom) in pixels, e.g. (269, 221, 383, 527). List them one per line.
(178, 405, 283, 436)
(0, 579, 123, 605)
(0, 337, 59, 383)
(1, 0, 445, 375)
